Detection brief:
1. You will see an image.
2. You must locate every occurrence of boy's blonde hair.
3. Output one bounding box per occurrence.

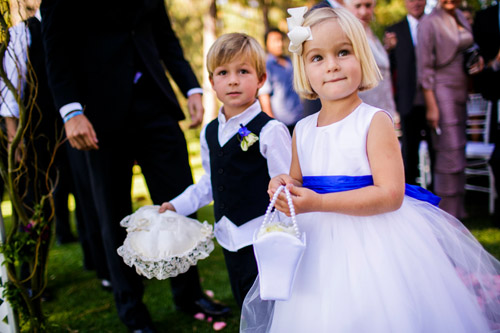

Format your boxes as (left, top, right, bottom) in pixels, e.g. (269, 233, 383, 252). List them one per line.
(292, 7, 382, 100)
(207, 33, 267, 80)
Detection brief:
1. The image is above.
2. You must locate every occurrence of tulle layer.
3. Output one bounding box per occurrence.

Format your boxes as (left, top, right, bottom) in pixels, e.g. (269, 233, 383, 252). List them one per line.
(241, 197, 500, 332)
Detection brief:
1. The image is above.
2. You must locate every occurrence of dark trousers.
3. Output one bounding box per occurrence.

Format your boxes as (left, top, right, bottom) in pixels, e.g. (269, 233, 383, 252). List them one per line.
(222, 245, 258, 308)
(65, 143, 110, 279)
(83, 79, 204, 328)
(400, 106, 433, 186)
(53, 148, 75, 243)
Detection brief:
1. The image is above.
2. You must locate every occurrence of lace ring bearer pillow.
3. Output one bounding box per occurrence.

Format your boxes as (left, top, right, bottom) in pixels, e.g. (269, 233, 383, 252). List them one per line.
(117, 205, 214, 279)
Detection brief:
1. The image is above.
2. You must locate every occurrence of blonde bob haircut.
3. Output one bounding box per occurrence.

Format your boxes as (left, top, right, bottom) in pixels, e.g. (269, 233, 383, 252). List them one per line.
(292, 7, 382, 100)
(206, 33, 267, 80)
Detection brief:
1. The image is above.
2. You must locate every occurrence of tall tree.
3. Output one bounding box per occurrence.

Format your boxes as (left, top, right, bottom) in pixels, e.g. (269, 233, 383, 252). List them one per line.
(203, 0, 218, 124)
(258, 0, 271, 33)
(0, 1, 59, 331)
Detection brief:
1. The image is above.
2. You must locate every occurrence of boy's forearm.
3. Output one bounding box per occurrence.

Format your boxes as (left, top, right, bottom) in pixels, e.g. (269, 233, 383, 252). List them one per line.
(169, 175, 213, 216)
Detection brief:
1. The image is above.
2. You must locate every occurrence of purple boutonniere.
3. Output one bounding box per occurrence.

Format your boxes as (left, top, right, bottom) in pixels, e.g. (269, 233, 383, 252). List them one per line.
(237, 124, 259, 151)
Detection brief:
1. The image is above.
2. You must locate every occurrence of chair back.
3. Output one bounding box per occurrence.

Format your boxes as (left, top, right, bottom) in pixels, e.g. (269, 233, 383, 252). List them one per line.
(466, 93, 492, 144)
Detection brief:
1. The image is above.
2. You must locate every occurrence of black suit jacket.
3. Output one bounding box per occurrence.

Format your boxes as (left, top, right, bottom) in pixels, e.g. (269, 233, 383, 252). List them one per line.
(25, 17, 60, 137)
(40, 0, 200, 134)
(386, 17, 418, 116)
(473, 4, 500, 101)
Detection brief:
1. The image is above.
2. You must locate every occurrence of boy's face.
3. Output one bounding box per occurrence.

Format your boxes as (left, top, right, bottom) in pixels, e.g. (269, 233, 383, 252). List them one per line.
(210, 58, 266, 117)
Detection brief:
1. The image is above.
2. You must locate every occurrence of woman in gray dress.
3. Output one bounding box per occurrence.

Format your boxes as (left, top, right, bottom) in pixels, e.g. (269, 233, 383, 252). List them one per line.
(417, 0, 482, 218)
(345, 0, 397, 117)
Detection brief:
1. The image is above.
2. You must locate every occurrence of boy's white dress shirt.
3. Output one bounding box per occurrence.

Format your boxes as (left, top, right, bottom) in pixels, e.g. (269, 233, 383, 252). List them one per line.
(171, 100, 292, 217)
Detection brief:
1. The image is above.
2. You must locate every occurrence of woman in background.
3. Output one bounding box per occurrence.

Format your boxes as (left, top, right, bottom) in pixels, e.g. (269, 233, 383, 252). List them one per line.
(417, 0, 482, 218)
(345, 0, 398, 118)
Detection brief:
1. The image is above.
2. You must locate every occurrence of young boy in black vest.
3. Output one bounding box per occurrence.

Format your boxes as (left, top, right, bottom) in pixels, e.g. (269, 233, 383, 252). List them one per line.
(159, 33, 292, 308)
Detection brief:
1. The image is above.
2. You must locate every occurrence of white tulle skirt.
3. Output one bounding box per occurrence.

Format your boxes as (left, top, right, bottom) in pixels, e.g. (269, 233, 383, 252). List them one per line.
(241, 197, 500, 332)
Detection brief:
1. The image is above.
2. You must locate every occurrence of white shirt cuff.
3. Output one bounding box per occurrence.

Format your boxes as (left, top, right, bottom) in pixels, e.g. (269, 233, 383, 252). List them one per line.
(0, 102, 19, 118)
(60, 102, 84, 119)
(187, 88, 203, 97)
(170, 194, 197, 217)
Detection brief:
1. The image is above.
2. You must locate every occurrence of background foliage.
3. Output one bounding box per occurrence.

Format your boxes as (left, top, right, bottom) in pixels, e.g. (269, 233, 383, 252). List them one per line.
(166, 0, 495, 93)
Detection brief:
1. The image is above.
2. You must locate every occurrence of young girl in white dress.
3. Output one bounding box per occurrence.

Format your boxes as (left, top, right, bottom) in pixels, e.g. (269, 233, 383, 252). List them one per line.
(241, 7, 500, 332)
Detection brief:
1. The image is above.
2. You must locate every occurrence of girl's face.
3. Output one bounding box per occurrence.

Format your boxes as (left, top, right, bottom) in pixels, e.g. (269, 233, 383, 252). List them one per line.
(303, 19, 362, 103)
(346, 0, 375, 27)
(439, 0, 459, 13)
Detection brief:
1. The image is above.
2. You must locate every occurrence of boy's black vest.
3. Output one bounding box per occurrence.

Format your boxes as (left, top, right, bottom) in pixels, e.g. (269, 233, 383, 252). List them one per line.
(206, 112, 272, 226)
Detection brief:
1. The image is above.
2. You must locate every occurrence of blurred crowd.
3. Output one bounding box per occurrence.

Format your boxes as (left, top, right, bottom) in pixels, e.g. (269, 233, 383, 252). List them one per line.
(261, 0, 500, 221)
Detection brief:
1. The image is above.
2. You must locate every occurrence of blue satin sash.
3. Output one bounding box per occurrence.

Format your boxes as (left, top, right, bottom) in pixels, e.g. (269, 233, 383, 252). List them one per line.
(302, 175, 441, 206)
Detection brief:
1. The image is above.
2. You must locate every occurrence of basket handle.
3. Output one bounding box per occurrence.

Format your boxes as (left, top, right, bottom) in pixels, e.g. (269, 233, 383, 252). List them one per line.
(261, 185, 300, 238)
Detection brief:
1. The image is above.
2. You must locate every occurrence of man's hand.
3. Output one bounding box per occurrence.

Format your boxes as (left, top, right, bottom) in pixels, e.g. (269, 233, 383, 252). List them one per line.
(487, 51, 500, 71)
(187, 93, 204, 128)
(5, 117, 24, 162)
(468, 56, 484, 75)
(383, 32, 397, 52)
(64, 114, 99, 150)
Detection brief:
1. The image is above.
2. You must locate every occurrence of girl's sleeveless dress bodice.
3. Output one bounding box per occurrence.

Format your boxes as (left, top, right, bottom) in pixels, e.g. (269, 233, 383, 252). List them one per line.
(297, 102, 376, 177)
(241, 103, 500, 332)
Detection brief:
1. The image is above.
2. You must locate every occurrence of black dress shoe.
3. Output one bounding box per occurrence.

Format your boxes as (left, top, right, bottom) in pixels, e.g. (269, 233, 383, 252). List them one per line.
(177, 297, 231, 317)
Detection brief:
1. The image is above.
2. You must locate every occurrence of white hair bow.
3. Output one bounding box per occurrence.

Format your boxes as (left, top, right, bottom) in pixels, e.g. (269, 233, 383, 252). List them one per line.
(286, 7, 313, 55)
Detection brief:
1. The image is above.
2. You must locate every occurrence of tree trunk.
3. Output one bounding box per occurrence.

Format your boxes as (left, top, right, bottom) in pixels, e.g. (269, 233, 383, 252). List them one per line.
(202, 0, 218, 125)
(260, 0, 270, 34)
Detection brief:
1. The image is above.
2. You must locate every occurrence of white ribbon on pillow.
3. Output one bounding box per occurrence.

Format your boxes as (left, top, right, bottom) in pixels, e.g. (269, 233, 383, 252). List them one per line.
(287, 6, 313, 54)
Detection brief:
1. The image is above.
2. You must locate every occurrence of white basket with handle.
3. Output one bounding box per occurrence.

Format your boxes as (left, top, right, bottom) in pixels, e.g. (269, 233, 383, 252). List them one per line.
(253, 185, 306, 301)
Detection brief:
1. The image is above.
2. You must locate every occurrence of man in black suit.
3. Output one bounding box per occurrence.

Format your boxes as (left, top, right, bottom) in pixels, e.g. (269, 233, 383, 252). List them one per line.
(40, 0, 229, 331)
(473, 3, 500, 222)
(386, 0, 429, 185)
(1, 3, 111, 294)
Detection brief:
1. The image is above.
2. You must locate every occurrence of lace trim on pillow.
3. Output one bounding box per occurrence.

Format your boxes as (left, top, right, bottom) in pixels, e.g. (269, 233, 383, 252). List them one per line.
(117, 219, 215, 280)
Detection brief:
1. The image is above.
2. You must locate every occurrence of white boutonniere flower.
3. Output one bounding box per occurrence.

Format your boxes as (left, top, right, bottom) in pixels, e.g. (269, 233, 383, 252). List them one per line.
(237, 124, 259, 151)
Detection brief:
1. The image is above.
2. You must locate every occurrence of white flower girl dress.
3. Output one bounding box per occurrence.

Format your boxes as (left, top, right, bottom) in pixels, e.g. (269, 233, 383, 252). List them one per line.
(241, 103, 500, 332)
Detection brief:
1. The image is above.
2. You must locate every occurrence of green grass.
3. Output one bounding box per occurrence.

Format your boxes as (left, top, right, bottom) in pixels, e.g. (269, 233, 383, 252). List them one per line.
(42, 204, 241, 333)
(3, 128, 500, 332)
